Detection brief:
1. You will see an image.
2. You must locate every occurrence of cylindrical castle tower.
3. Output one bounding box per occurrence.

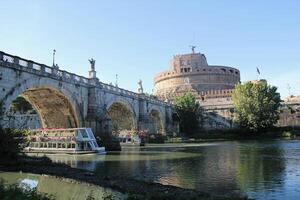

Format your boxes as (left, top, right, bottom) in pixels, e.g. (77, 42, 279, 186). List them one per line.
(154, 51, 240, 102)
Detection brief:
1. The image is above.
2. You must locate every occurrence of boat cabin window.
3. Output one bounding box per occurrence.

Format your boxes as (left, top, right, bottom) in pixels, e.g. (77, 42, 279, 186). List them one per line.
(87, 142, 92, 150)
(80, 129, 88, 138)
(87, 129, 95, 139)
(93, 141, 98, 148)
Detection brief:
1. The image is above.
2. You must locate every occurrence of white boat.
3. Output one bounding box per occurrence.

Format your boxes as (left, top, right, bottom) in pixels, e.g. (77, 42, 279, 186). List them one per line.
(118, 131, 144, 146)
(24, 128, 106, 154)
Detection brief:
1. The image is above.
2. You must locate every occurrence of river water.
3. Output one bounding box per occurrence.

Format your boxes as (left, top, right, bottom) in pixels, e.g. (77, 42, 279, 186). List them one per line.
(2, 140, 300, 199)
(0, 172, 124, 200)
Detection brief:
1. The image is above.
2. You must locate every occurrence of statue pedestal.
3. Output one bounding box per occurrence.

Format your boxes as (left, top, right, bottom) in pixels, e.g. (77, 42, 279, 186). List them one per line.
(89, 70, 97, 79)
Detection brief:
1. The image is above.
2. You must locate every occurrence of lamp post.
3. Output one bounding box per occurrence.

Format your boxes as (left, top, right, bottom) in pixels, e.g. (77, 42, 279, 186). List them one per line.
(115, 74, 118, 87)
(52, 49, 56, 67)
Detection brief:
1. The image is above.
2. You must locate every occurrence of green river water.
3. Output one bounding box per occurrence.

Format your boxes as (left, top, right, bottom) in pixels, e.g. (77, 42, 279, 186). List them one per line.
(2, 140, 300, 199)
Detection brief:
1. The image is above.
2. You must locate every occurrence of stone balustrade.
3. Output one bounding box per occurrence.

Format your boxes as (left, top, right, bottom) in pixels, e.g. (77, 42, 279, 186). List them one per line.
(0, 51, 90, 87)
(0, 51, 169, 106)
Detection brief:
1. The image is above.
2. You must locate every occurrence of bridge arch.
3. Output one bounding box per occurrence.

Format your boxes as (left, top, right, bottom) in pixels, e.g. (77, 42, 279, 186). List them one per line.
(148, 105, 166, 135)
(2, 80, 82, 128)
(106, 98, 137, 136)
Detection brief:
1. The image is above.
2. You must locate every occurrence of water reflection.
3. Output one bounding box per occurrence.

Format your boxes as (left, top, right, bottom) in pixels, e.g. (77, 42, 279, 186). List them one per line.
(0, 172, 124, 200)
(35, 141, 300, 199)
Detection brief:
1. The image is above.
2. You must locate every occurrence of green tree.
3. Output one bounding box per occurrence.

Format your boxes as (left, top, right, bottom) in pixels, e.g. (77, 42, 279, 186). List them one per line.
(232, 80, 281, 132)
(173, 92, 202, 135)
(11, 96, 34, 113)
(0, 128, 27, 159)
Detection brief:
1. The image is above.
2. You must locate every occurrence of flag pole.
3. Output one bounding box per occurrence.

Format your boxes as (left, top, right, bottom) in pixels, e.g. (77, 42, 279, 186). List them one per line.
(256, 67, 261, 81)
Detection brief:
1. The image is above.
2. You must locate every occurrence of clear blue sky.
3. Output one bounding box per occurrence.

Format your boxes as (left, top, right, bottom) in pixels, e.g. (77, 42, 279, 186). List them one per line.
(1, 0, 299, 98)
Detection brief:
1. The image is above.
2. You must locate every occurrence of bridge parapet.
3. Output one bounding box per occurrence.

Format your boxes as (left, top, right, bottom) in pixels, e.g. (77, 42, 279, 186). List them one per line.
(99, 82, 140, 98)
(0, 51, 170, 107)
(0, 51, 90, 87)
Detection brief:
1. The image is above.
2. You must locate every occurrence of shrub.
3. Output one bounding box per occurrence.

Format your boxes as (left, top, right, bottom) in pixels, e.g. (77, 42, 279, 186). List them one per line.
(0, 128, 27, 159)
(0, 179, 54, 200)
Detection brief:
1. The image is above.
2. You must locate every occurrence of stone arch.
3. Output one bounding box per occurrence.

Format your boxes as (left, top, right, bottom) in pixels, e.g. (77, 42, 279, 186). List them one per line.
(148, 105, 166, 135)
(2, 80, 82, 128)
(106, 98, 137, 136)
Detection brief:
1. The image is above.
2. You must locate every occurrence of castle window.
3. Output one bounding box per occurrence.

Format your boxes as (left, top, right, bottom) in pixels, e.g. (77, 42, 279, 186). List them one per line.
(221, 68, 226, 72)
(230, 70, 234, 73)
(235, 71, 238, 74)
(180, 68, 183, 73)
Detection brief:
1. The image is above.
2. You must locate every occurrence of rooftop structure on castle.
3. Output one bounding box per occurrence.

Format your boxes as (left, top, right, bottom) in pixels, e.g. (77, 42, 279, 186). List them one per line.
(153, 48, 241, 104)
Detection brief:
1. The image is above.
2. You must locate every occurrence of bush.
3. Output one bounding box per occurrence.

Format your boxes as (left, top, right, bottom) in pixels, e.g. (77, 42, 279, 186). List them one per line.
(148, 134, 166, 143)
(0, 179, 54, 200)
(0, 128, 27, 159)
(281, 131, 292, 138)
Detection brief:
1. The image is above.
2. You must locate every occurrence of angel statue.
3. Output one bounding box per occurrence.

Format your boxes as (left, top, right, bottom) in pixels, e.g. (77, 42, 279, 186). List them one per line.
(89, 58, 96, 71)
(138, 79, 144, 94)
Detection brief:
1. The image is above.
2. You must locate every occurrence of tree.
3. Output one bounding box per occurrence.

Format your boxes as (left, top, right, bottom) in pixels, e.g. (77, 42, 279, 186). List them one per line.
(10, 96, 34, 113)
(232, 80, 281, 132)
(173, 92, 202, 135)
(0, 128, 27, 159)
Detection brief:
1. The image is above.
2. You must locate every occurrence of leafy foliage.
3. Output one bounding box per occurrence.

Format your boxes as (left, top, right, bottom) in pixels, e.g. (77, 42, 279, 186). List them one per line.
(173, 92, 203, 135)
(0, 179, 54, 200)
(232, 81, 281, 132)
(10, 96, 34, 114)
(0, 128, 27, 159)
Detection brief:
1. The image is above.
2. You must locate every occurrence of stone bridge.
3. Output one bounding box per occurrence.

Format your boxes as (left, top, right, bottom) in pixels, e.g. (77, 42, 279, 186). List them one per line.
(0, 51, 175, 137)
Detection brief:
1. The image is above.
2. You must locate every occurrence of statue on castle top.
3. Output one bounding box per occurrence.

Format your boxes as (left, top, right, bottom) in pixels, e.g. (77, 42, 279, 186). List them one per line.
(54, 64, 59, 69)
(190, 45, 196, 54)
(138, 79, 144, 94)
(89, 58, 96, 71)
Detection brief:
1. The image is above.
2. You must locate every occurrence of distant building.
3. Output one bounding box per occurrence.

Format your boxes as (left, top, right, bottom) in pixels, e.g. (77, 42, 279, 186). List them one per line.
(278, 96, 300, 128)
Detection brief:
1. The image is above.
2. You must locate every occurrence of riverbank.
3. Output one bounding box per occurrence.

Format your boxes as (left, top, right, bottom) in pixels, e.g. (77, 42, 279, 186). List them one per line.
(0, 156, 248, 200)
(167, 127, 300, 143)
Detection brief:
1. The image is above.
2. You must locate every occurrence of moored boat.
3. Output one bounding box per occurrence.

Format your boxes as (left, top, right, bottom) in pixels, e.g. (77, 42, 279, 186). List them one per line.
(24, 128, 106, 154)
(118, 131, 145, 146)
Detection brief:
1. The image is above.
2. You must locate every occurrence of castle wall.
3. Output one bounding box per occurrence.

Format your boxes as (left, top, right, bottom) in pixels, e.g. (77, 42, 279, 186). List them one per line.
(153, 52, 240, 102)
